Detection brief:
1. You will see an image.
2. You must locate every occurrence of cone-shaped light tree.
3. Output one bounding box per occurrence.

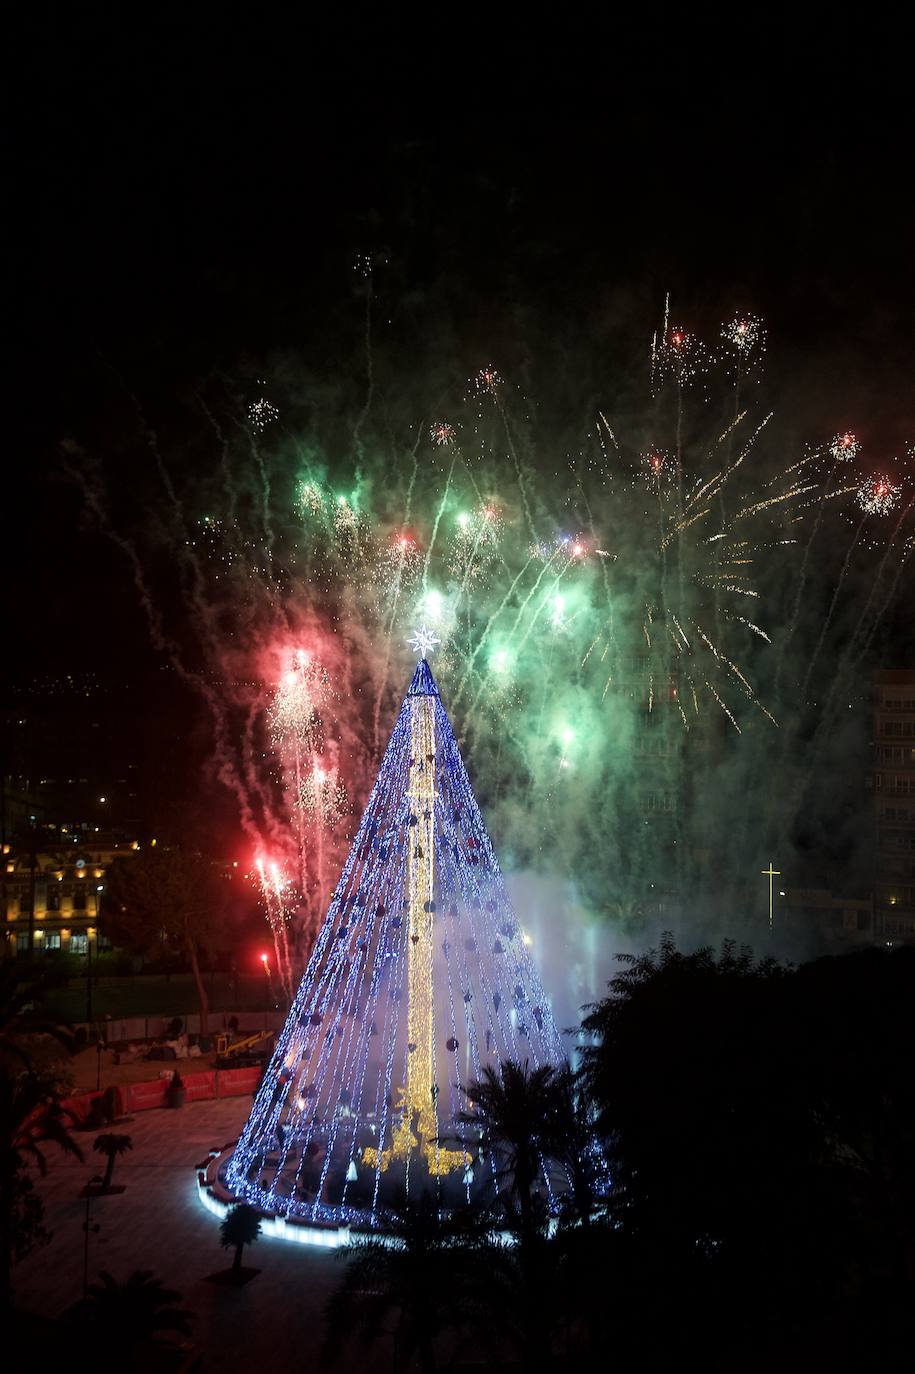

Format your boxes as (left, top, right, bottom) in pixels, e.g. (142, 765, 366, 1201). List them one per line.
(226, 633, 566, 1225)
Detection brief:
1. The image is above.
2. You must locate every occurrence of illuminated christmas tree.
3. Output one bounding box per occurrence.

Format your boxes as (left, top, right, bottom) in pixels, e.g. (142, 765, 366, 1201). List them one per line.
(226, 632, 565, 1226)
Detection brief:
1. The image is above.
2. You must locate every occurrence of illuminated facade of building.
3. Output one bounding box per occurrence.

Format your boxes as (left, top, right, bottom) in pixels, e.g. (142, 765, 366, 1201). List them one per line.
(1, 830, 141, 958)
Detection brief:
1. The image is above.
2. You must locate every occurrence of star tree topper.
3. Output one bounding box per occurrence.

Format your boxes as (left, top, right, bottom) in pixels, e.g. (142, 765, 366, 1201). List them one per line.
(408, 625, 441, 658)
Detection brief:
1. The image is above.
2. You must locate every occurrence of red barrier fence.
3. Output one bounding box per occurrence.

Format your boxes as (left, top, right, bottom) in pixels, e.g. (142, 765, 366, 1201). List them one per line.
(62, 1065, 263, 1124)
(216, 1067, 261, 1098)
(127, 1079, 171, 1112)
(60, 1090, 105, 1126)
(185, 1071, 217, 1102)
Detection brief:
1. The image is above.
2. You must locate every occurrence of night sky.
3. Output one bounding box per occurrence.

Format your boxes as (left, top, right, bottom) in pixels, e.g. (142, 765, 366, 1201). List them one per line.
(5, 11, 914, 866)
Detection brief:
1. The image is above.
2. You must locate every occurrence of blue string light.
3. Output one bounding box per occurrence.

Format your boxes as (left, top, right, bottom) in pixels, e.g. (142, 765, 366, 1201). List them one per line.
(226, 656, 566, 1226)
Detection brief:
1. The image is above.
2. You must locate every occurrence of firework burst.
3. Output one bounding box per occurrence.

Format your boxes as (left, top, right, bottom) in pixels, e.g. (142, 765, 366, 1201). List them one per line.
(82, 300, 913, 960)
(247, 397, 279, 431)
(857, 473, 901, 515)
(474, 365, 502, 396)
(830, 431, 860, 462)
(430, 420, 456, 446)
(721, 314, 764, 355)
(642, 449, 676, 488)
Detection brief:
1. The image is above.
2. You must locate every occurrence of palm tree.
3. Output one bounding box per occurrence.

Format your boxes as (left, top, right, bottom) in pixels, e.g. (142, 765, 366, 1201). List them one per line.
(0, 1068, 83, 1306)
(544, 1066, 604, 1227)
(459, 1059, 559, 1246)
(80, 1270, 192, 1345)
(457, 1060, 566, 1366)
(219, 1203, 261, 1274)
(93, 1133, 132, 1190)
(322, 1194, 497, 1373)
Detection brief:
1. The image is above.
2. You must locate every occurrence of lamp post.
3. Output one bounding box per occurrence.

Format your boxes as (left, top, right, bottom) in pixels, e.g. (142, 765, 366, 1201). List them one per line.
(27, 819, 38, 955)
(85, 884, 103, 1026)
(85, 927, 92, 1026)
(82, 1174, 105, 1300)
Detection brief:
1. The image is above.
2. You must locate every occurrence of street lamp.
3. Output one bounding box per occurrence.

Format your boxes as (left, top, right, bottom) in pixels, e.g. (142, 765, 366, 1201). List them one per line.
(82, 1174, 105, 1300)
(86, 884, 104, 1026)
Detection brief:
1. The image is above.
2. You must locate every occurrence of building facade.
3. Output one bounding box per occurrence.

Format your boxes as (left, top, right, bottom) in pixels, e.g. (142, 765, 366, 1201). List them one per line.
(782, 885, 875, 948)
(2, 828, 141, 958)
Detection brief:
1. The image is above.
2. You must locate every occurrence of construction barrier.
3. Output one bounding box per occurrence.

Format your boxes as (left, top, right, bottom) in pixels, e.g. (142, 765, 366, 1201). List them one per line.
(60, 1090, 104, 1126)
(185, 1070, 217, 1102)
(127, 1078, 171, 1112)
(216, 1066, 261, 1097)
(74, 1010, 285, 1041)
(60, 1065, 263, 1121)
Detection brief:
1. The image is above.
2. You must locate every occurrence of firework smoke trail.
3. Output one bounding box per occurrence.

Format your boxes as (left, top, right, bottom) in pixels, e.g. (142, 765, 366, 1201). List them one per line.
(467, 554, 576, 721)
(496, 395, 539, 543)
(352, 261, 374, 465)
(458, 545, 566, 716)
(246, 430, 276, 566)
(453, 510, 495, 616)
(371, 550, 408, 749)
(818, 493, 915, 717)
(77, 412, 337, 990)
(403, 426, 422, 526)
(266, 651, 348, 986)
(503, 545, 565, 646)
(854, 518, 915, 665)
(799, 512, 868, 703)
(195, 390, 240, 526)
(773, 446, 843, 702)
(256, 859, 294, 999)
(513, 558, 577, 659)
(459, 448, 485, 505)
(242, 698, 285, 850)
(452, 552, 537, 707)
(421, 451, 458, 592)
(63, 445, 266, 848)
(773, 493, 915, 859)
(774, 509, 822, 700)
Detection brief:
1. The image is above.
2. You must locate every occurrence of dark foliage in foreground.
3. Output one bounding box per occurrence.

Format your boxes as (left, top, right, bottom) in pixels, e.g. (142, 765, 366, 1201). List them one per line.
(0, 962, 81, 1308)
(325, 937, 915, 1371)
(70, 1269, 193, 1347)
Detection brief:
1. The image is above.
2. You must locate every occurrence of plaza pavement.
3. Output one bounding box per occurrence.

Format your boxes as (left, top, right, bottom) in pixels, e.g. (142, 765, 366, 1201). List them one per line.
(13, 1097, 367, 1373)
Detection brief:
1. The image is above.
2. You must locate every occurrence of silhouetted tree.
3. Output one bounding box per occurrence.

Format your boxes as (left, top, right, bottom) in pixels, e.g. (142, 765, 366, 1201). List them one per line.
(545, 1065, 605, 1227)
(0, 1069, 83, 1306)
(322, 1194, 499, 1373)
(459, 1059, 559, 1247)
(77, 1270, 192, 1346)
(219, 1203, 261, 1273)
(457, 1060, 564, 1364)
(579, 934, 915, 1368)
(104, 847, 237, 1033)
(93, 1133, 132, 1190)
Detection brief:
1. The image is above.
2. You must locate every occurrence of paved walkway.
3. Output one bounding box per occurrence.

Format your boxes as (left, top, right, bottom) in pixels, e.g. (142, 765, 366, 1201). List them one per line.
(14, 1098, 364, 1372)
